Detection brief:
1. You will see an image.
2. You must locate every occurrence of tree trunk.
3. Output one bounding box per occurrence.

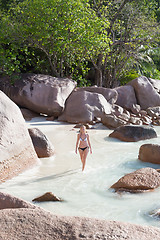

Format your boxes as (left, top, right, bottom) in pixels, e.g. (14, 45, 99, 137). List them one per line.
(95, 68, 103, 87)
(95, 54, 103, 87)
(47, 55, 60, 77)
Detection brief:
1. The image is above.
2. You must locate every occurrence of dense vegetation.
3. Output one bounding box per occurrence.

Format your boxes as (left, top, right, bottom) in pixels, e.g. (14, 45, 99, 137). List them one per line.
(0, 0, 160, 87)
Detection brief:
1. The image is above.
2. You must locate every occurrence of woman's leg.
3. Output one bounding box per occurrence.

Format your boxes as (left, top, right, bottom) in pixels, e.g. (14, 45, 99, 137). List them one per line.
(78, 149, 84, 169)
(81, 148, 89, 171)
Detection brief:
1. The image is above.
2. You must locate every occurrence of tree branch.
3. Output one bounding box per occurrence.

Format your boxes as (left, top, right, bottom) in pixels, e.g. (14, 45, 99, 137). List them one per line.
(107, 0, 132, 35)
(111, 37, 150, 46)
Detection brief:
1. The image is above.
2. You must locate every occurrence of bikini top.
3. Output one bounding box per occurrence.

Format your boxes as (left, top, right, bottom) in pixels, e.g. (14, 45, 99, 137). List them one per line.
(80, 134, 88, 141)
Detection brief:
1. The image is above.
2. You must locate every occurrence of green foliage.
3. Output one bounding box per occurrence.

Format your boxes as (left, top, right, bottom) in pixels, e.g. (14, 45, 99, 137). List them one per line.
(0, 0, 160, 87)
(131, 46, 160, 80)
(156, 8, 160, 22)
(119, 70, 140, 85)
(0, 0, 110, 86)
(137, 60, 160, 80)
(0, 0, 24, 11)
(72, 61, 92, 87)
(88, 0, 160, 87)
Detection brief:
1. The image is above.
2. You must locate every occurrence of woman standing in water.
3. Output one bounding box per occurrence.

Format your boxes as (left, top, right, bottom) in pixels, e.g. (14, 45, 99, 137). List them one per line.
(75, 125, 92, 171)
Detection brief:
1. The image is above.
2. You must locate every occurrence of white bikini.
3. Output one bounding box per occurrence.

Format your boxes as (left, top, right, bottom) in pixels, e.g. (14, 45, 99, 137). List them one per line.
(80, 135, 87, 141)
(79, 134, 88, 151)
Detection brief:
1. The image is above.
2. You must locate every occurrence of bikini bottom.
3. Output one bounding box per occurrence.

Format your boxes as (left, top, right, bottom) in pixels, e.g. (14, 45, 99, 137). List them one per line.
(79, 146, 89, 151)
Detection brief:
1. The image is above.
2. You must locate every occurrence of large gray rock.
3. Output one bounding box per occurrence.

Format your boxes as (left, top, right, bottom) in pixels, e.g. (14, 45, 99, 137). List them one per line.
(0, 192, 35, 209)
(114, 85, 137, 110)
(28, 128, 54, 158)
(75, 86, 118, 104)
(0, 74, 76, 116)
(1, 208, 160, 240)
(58, 90, 112, 123)
(109, 125, 157, 142)
(139, 144, 160, 164)
(111, 168, 160, 193)
(149, 78, 160, 93)
(0, 91, 38, 182)
(128, 76, 160, 109)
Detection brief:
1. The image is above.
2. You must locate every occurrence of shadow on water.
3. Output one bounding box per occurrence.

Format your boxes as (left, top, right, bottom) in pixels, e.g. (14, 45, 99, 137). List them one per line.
(104, 136, 124, 143)
(0, 169, 80, 188)
(120, 158, 160, 171)
(29, 122, 62, 126)
(33, 168, 80, 183)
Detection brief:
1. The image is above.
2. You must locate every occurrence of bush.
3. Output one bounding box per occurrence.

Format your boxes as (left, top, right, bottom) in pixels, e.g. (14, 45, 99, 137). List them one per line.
(119, 70, 140, 85)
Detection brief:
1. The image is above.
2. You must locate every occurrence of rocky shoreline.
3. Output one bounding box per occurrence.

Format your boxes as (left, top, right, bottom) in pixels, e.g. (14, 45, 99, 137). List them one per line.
(1, 74, 160, 128)
(0, 192, 160, 240)
(1, 73, 160, 239)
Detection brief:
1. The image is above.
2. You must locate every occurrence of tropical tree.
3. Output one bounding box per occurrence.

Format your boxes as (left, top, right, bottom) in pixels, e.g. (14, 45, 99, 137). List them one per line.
(1, 0, 160, 87)
(89, 0, 160, 87)
(0, 0, 110, 86)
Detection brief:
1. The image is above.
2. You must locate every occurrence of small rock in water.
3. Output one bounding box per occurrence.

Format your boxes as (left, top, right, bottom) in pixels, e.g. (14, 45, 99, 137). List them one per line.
(32, 192, 63, 202)
(148, 209, 160, 219)
(138, 144, 160, 164)
(20, 108, 40, 121)
(46, 116, 56, 121)
(110, 168, 160, 193)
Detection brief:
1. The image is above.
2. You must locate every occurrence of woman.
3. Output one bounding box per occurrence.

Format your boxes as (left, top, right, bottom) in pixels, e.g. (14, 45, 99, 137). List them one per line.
(75, 125, 92, 171)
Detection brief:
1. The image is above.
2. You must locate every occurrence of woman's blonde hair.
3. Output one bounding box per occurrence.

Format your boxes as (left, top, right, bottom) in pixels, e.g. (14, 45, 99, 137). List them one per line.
(80, 125, 87, 133)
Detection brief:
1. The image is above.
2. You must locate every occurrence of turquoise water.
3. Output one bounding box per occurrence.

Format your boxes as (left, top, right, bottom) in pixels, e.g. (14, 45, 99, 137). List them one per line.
(1, 117, 160, 228)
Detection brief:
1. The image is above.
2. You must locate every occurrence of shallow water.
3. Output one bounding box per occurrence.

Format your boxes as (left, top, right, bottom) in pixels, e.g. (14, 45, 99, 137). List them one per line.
(1, 117, 160, 227)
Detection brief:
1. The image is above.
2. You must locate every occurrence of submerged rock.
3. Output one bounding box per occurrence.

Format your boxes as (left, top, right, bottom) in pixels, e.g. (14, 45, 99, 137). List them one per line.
(139, 144, 160, 164)
(0, 91, 38, 183)
(1, 207, 160, 240)
(109, 125, 157, 142)
(32, 192, 63, 202)
(148, 208, 160, 219)
(28, 128, 54, 158)
(110, 168, 160, 193)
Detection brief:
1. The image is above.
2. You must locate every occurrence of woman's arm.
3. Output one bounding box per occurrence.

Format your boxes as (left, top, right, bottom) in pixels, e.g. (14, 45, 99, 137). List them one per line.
(87, 134, 92, 154)
(75, 134, 80, 154)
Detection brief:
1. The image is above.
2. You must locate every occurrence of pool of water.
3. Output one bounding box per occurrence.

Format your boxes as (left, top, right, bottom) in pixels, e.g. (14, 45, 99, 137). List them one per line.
(1, 117, 160, 228)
